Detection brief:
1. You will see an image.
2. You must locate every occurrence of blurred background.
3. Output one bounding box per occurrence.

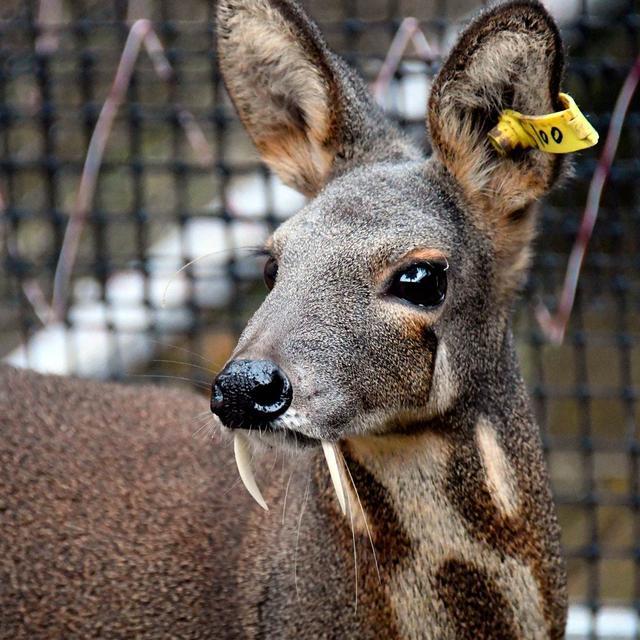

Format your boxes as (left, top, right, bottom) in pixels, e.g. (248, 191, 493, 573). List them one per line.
(0, 0, 638, 637)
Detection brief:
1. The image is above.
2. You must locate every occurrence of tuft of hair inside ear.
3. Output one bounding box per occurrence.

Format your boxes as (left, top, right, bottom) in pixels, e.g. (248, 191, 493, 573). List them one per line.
(427, 1, 567, 291)
(216, 0, 336, 195)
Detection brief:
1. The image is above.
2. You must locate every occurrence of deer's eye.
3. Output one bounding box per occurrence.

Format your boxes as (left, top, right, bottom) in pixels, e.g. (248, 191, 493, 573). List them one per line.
(263, 256, 278, 290)
(387, 261, 447, 308)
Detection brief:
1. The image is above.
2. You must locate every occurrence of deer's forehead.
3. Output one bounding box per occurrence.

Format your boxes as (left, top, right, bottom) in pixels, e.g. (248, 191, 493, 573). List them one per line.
(271, 164, 461, 264)
(274, 211, 453, 270)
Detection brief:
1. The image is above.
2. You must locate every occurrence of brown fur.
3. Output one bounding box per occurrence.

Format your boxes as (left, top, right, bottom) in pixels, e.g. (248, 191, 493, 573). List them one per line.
(435, 559, 521, 639)
(1, 1, 569, 637)
(0, 367, 250, 638)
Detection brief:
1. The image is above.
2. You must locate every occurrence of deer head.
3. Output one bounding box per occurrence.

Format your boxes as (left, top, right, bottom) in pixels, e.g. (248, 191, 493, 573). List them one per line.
(212, 0, 567, 506)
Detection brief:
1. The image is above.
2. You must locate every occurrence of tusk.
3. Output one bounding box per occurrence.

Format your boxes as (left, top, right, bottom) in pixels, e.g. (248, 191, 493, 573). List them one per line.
(234, 432, 269, 511)
(322, 441, 346, 515)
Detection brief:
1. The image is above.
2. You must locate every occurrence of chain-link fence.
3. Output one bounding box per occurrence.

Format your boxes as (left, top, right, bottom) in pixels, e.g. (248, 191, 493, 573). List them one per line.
(0, 1, 638, 637)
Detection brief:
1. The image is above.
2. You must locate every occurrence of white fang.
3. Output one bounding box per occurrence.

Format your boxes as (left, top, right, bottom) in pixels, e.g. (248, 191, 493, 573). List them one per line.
(234, 432, 269, 511)
(322, 441, 346, 515)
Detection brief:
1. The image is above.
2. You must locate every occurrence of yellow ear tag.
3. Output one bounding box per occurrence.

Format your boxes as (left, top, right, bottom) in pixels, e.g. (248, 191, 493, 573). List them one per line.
(488, 93, 599, 156)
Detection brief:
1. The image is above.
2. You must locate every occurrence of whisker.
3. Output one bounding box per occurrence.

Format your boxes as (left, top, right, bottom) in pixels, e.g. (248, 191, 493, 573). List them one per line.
(152, 359, 216, 375)
(191, 412, 212, 426)
(280, 433, 287, 477)
(191, 409, 213, 420)
(161, 245, 265, 309)
(130, 373, 211, 391)
(342, 452, 382, 584)
(222, 473, 243, 497)
(147, 338, 212, 365)
(192, 417, 215, 440)
(347, 480, 359, 614)
(268, 441, 280, 474)
(282, 471, 293, 526)
(294, 477, 311, 602)
(189, 409, 214, 428)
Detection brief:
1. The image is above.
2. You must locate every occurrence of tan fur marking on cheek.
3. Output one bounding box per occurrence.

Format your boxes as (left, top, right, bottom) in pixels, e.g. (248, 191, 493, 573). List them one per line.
(377, 299, 436, 343)
(398, 316, 429, 342)
(476, 418, 520, 518)
(428, 342, 457, 415)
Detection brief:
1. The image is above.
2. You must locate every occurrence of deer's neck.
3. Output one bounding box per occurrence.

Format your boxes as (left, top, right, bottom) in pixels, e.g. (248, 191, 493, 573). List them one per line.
(339, 375, 565, 638)
(240, 338, 565, 638)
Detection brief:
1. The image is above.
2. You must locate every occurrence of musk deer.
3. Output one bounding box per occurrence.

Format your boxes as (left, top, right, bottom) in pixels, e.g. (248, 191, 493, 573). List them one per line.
(1, 0, 574, 637)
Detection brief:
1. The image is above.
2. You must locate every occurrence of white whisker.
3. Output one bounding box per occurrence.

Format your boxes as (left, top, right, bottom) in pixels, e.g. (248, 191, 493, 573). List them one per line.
(222, 474, 243, 497)
(189, 410, 213, 426)
(268, 441, 280, 474)
(131, 373, 211, 391)
(160, 246, 259, 309)
(342, 453, 382, 584)
(294, 477, 311, 602)
(280, 432, 287, 477)
(153, 358, 216, 374)
(192, 419, 214, 439)
(282, 471, 293, 526)
(147, 338, 211, 365)
(190, 410, 217, 440)
(347, 481, 358, 613)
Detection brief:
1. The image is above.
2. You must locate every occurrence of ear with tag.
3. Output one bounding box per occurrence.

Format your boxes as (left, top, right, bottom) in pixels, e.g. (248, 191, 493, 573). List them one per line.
(216, 0, 416, 196)
(428, 1, 567, 288)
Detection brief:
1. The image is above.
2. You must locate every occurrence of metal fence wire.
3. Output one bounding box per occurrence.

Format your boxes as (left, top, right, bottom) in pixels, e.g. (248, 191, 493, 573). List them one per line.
(0, 0, 639, 636)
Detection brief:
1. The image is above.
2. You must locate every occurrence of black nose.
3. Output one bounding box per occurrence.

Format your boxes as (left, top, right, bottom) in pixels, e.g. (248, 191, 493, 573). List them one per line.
(210, 359, 293, 428)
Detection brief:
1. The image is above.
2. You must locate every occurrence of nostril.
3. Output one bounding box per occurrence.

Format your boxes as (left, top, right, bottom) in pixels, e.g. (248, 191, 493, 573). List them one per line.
(210, 381, 224, 412)
(250, 368, 291, 413)
(251, 376, 281, 406)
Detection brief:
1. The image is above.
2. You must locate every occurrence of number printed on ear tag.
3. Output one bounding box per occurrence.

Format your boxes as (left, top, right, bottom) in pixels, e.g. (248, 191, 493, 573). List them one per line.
(488, 92, 599, 156)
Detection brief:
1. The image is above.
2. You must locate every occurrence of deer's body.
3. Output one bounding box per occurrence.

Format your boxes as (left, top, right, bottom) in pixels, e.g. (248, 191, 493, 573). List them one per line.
(2, 1, 571, 638)
(1, 367, 250, 638)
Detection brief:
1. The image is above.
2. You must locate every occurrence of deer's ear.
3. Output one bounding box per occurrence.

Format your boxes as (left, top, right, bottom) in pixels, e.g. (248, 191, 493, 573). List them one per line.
(217, 0, 413, 196)
(428, 1, 565, 275)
